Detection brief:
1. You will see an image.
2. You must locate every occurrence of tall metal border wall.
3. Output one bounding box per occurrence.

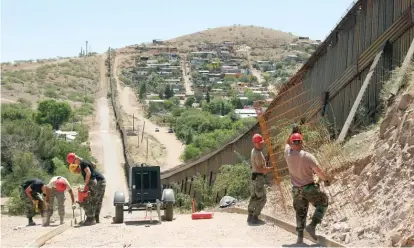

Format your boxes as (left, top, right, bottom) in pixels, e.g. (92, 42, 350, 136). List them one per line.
(159, 0, 414, 196)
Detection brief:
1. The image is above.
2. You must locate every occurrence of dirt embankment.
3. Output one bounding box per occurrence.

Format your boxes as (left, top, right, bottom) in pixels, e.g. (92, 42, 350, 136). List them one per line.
(236, 73, 414, 247)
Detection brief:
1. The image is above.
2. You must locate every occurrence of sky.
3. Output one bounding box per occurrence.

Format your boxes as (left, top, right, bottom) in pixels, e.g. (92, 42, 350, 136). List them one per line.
(1, 0, 356, 62)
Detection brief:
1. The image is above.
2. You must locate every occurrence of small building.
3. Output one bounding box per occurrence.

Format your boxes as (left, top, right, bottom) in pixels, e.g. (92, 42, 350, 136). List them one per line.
(153, 39, 164, 45)
(234, 109, 257, 119)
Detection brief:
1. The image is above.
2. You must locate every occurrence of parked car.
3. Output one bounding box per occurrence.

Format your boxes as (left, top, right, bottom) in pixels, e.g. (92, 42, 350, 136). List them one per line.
(168, 128, 173, 133)
(155, 128, 159, 132)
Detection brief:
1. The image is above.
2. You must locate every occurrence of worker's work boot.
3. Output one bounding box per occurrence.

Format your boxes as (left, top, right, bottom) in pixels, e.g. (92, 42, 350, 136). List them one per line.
(95, 214, 100, 223)
(296, 231, 304, 244)
(28, 217, 36, 226)
(247, 214, 253, 223)
(80, 217, 96, 226)
(250, 215, 265, 225)
(60, 216, 65, 225)
(305, 224, 318, 241)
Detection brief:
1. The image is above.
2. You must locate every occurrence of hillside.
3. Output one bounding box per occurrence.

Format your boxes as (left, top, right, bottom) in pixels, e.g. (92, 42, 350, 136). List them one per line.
(1, 56, 100, 113)
(168, 25, 295, 48)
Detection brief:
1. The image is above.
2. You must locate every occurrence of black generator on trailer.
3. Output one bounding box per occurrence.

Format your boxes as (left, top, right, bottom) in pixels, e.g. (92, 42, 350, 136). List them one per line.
(113, 163, 175, 224)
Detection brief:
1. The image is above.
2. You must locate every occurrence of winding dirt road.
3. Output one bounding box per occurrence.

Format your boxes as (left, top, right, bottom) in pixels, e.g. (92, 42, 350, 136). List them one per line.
(114, 55, 185, 170)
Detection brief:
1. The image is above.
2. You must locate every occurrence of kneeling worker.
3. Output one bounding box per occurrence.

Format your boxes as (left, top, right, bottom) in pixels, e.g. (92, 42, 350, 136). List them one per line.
(67, 152, 106, 226)
(21, 178, 48, 226)
(44, 176, 76, 226)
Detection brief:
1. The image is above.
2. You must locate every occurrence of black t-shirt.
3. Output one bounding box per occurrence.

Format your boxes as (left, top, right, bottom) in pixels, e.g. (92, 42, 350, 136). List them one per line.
(80, 160, 105, 181)
(21, 178, 45, 193)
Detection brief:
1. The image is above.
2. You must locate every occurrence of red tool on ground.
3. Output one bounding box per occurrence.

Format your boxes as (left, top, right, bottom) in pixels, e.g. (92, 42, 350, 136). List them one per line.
(191, 199, 213, 220)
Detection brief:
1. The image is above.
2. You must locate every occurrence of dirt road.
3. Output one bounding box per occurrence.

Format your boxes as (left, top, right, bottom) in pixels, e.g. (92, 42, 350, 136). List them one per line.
(42, 212, 311, 247)
(88, 54, 128, 216)
(114, 55, 185, 170)
(181, 54, 194, 95)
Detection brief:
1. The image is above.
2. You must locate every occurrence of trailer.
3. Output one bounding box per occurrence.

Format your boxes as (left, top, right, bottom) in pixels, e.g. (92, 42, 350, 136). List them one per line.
(113, 163, 175, 224)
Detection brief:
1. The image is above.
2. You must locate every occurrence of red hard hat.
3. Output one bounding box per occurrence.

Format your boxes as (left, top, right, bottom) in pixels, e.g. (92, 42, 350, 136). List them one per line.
(55, 178, 67, 192)
(290, 133, 303, 142)
(252, 134, 264, 144)
(66, 153, 76, 164)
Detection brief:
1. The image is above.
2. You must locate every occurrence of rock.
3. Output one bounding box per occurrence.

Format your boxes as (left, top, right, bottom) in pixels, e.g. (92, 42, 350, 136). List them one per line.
(339, 216, 348, 222)
(332, 223, 343, 232)
(391, 234, 402, 246)
(343, 227, 351, 232)
(398, 93, 414, 111)
(356, 227, 364, 236)
(345, 233, 351, 244)
(338, 233, 346, 242)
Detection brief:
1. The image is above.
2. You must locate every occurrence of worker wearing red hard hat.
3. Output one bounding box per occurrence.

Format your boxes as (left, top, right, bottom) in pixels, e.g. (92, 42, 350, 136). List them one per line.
(43, 176, 76, 226)
(247, 133, 273, 224)
(284, 127, 330, 244)
(66, 152, 106, 226)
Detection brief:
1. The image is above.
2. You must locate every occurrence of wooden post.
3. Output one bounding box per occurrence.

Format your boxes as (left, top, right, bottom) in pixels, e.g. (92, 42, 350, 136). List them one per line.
(337, 47, 385, 143)
(141, 121, 145, 143)
(388, 37, 414, 98)
(137, 130, 140, 147)
(146, 137, 149, 161)
(132, 113, 135, 132)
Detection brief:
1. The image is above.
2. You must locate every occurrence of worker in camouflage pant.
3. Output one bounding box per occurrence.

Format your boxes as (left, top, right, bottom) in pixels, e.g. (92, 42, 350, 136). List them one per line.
(247, 134, 273, 225)
(284, 126, 331, 243)
(67, 152, 106, 225)
(20, 178, 48, 226)
(86, 178, 106, 221)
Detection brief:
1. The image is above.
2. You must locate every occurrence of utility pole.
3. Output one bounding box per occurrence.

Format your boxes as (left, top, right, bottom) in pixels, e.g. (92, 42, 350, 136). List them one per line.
(132, 113, 135, 131)
(137, 130, 140, 147)
(141, 121, 145, 143)
(85, 41, 88, 56)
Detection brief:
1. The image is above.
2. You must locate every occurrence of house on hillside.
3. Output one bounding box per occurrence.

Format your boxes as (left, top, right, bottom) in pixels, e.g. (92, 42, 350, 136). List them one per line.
(232, 82, 250, 94)
(234, 109, 257, 119)
(153, 39, 164, 45)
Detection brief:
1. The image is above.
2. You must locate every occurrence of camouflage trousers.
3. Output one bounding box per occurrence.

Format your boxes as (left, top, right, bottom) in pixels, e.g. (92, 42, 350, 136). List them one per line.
(48, 188, 65, 221)
(292, 183, 329, 232)
(83, 179, 106, 218)
(247, 174, 267, 216)
(20, 188, 45, 218)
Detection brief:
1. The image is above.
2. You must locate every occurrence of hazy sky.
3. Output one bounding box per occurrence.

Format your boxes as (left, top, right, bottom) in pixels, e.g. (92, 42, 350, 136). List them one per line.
(1, 0, 356, 62)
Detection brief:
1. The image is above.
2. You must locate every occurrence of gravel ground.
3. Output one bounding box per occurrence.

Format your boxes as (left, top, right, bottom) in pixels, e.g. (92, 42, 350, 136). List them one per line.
(42, 212, 316, 247)
(1, 215, 64, 248)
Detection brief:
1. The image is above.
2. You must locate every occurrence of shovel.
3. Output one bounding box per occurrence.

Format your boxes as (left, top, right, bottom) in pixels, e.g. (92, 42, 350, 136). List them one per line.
(72, 208, 77, 225)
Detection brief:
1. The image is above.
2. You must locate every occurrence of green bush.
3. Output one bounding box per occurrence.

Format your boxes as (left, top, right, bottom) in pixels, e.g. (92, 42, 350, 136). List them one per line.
(1, 103, 94, 214)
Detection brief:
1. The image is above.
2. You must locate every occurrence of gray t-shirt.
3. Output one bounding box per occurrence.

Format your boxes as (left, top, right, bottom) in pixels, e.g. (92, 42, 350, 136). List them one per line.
(284, 144, 319, 187)
(251, 148, 266, 173)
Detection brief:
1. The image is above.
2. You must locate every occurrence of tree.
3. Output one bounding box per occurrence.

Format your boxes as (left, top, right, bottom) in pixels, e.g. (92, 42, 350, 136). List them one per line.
(185, 97, 196, 107)
(36, 100, 72, 130)
(164, 85, 174, 99)
(139, 82, 147, 100)
(206, 91, 210, 103)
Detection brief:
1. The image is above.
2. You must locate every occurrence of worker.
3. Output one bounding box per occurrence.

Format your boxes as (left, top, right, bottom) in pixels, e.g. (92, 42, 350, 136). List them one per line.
(284, 132, 330, 243)
(67, 152, 106, 226)
(20, 178, 48, 226)
(247, 133, 273, 224)
(43, 176, 76, 226)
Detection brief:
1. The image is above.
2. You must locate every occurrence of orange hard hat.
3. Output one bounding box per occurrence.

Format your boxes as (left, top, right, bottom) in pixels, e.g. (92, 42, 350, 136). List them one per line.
(55, 178, 67, 192)
(252, 134, 264, 144)
(290, 133, 303, 142)
(66, 153, 76, 164)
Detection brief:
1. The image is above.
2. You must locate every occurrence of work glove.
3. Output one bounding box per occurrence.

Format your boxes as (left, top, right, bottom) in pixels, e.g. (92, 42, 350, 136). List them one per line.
(80, 185, 88, 192)
(71, 204, 76, 210)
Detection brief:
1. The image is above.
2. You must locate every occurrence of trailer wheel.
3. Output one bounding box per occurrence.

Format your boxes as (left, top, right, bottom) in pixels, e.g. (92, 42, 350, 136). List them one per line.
(114, 205, 124, 223)
(164, 202, 173, 221)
